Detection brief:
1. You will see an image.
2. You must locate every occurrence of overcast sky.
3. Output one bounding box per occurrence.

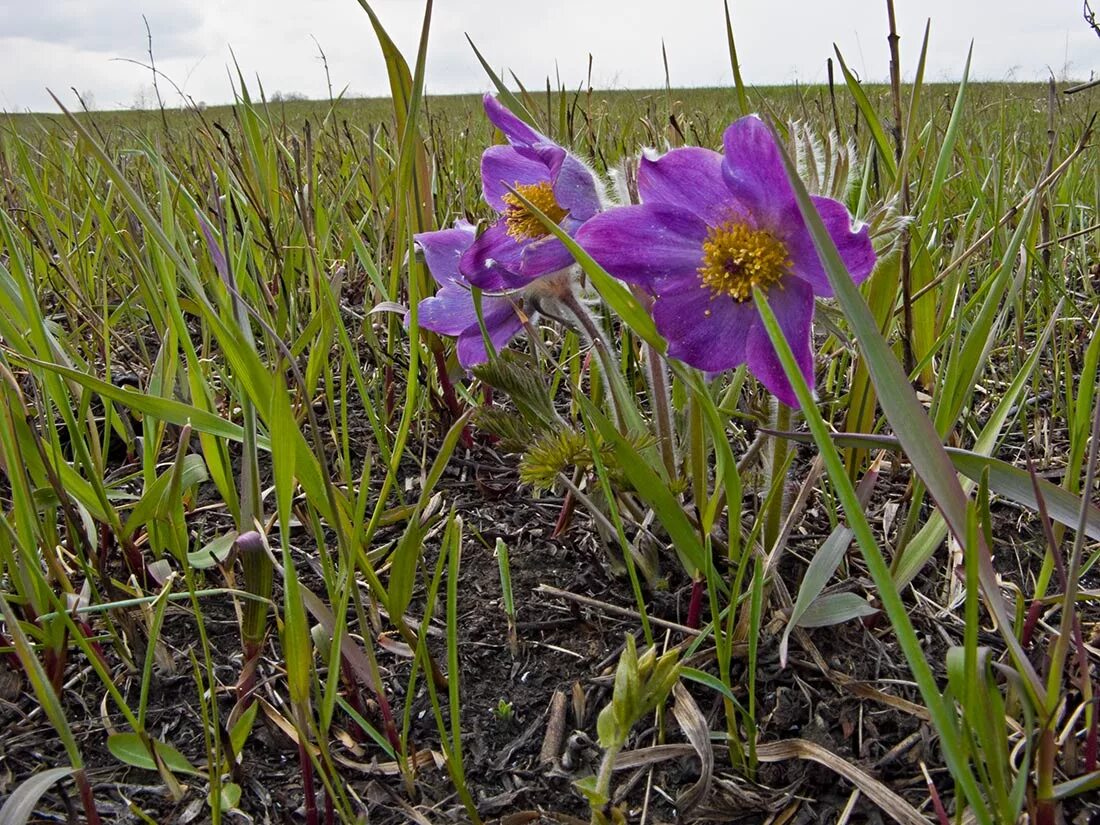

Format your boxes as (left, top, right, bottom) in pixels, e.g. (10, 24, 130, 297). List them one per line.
(1, 1, 1097, 112)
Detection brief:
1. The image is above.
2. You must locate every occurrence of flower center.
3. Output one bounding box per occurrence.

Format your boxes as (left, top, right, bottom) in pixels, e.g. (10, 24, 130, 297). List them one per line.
(502, 181, 568, 241)
(697, 221, 791, 302)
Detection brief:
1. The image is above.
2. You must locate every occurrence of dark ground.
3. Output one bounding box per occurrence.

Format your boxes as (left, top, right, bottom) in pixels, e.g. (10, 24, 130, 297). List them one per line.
(3, 419, 1099, 824)
(2, 290, 1099, 823)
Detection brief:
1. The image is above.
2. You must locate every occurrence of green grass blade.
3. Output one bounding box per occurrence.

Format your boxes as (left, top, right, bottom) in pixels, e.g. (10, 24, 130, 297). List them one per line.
(831, 47, 897, 182)
(751, 287, 991, 824)
(769, 124, 1045, 706)
(723, 1, 751, 117)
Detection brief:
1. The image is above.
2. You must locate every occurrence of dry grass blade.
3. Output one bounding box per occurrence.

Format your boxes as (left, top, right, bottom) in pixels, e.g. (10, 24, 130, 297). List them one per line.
(755, 740, 932, 825)
(332, 749, 443, 776)
(670, 681, 713, 816)
(615, 738, 931, 825)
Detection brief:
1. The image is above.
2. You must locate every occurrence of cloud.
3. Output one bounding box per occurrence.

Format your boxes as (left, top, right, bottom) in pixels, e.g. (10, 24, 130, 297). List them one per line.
(0, 0, 204, 58)
(0, 0, 1097, 112)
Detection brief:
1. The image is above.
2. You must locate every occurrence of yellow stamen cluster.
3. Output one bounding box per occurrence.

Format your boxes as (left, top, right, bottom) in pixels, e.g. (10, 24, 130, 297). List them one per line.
(697, 221, 791, 302)
(502, 181, 568, 241)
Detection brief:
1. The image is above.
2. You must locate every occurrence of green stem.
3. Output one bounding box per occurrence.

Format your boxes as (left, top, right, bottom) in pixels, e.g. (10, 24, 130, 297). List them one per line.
(591, 743, 622, 824)
(763, 398, 791, 552)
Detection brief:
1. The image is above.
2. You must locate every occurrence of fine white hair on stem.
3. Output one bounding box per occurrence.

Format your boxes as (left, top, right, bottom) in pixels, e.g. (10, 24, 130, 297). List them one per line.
(788, 120, 858, 201)
(606, 165, 632, 208)
(607, 152, 644, 208)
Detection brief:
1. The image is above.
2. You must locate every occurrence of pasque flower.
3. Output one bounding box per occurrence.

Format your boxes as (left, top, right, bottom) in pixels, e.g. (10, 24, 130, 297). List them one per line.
(575, 115, 876, 406)
(411, 221, 526, 368)
(460, 95, 604, 290)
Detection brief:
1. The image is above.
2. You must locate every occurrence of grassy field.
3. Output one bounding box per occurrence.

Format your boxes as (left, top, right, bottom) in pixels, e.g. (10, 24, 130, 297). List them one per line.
(0, 7, 1098, 825)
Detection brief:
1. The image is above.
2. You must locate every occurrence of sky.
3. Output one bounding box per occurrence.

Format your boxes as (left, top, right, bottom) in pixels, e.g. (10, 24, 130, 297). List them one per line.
(1, 1, 1097, 112)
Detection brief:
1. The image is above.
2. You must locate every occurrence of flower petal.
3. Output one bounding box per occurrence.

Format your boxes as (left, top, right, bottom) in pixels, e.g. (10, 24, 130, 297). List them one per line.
(459, 221, 527, 290)
(653, 285, 755, 373)
(481, 145, 551, 212)
(721, 115, 794, 227)
(484, 94, 546, 148)
(778, 196, 876, 297)
(746, 277, 815, 408)
(455, 299, 525, 368)
(417, 284, 481, 336)
(575, 203, 708, 287)
(639, 147, 750, 227)
(534, 144, 603, 220)
(414, 223, 476, 288)
(519, 234, 576, 280)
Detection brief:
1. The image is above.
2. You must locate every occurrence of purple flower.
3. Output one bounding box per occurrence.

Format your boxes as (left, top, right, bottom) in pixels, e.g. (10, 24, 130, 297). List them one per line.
(411, 221, 526, 369)
(460, 95, 604, 291)
(575, 115, 876, 407)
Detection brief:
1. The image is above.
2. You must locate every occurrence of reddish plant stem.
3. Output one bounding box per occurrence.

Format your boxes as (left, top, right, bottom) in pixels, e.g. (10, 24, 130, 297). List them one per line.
(1021, 599, 1044, 647)
(343, 654, 402, 753)
(45, 629, 69, 694)
(431, 347, 463, 419)
(75, 619, 110, 673)
(923, 769, 950, 825)
(1070, 611, 1098, 771)
(686, 578, 705, 630)
(96, 523, 112, 578)
(551, 489, 577, 539)
(338, 658, 367, 742)
(432, 346, 472, 448)
(74, 768, 101, 825)
(383, 364, 396, 423)
(298, 739, 319, 825)
(120, 536, 147, 584)
(236, 640, 261, 707)
(376, 690, 402, 755)
(1035, 727, 1057, 825)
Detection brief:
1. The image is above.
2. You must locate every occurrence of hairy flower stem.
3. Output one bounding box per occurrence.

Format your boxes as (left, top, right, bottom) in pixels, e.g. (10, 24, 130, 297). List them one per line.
(648, 353, 677, 477)
(763, 399, 791, 553)
(559, 291, 627, 433)
(633, 285, 677, 478)
(685, 394, 708, 629)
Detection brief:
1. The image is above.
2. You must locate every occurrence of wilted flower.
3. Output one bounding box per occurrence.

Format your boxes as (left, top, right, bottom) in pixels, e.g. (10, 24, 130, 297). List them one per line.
(461, 95, 604, 291)
(411, 221, 526, 368)
(576, 115, 876, 406)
